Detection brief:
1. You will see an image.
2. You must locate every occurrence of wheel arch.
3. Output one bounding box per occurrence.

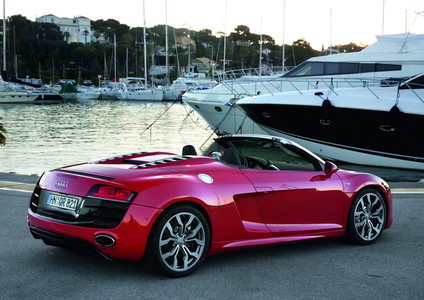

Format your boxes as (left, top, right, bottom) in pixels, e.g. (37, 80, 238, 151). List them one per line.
(146, 199, 213, 252)
(354, 184, 392, 229)
(159, 200, 212, 232)
(346, 184, 391, 243)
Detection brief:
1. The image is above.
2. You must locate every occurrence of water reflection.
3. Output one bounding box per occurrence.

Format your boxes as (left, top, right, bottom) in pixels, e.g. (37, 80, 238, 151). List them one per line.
(0, 101, 215, 175)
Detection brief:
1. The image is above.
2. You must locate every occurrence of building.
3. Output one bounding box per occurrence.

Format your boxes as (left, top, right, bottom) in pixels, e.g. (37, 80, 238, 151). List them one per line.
(191, 57, 212, 74)
(36, 14, 93, 44)
(175, 36, 196, 51)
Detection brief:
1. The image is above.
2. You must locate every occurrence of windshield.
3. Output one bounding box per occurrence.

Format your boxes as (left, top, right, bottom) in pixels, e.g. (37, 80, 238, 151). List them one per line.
(216, 137, 322, 171)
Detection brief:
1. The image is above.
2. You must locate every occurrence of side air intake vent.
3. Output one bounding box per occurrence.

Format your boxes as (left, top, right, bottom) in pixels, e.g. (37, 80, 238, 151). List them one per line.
(132, 156, 191, 169)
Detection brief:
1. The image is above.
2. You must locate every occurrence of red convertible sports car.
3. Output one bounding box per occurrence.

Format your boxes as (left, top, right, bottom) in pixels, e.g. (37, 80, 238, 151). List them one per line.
(28, 134, 392, 277)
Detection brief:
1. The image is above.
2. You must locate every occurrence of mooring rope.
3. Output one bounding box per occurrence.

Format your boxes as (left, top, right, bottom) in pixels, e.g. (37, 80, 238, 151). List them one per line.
(139, 99, 179, 138)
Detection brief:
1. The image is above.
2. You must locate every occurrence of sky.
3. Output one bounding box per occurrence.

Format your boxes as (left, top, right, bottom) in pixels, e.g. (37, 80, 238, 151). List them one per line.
(3, 0, 424, 49)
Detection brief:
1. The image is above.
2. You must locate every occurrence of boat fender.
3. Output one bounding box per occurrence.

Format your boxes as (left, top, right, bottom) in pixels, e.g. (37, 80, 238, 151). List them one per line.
(389, 105, 402, 114)
(379, 105, 403, 132)
(322, 99, 333, 108)
(320, 99, 333, 126)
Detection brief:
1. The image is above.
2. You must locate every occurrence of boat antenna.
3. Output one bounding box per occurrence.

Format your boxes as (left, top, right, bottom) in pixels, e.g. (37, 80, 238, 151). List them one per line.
(381, 0, 385, 35)
(400, 11, 424, 53)
(259, 17, 263, 77)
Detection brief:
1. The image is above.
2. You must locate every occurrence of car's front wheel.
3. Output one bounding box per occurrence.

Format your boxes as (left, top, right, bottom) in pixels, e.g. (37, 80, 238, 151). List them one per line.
(346, 188, 386, 245)
(145, 205, 210, 277)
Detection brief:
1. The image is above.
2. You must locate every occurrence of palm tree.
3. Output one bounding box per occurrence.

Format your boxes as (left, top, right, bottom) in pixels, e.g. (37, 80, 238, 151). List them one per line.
(64, 32, 70, 44)
(0, 116, 6, 146)
(83, 30, 89, 44)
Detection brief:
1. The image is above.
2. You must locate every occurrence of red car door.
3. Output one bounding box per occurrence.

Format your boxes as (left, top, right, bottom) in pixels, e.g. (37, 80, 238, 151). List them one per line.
(240, 168, 345, 236)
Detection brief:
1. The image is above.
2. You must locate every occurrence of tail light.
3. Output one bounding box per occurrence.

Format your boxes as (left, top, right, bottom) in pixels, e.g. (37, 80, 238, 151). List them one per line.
(87, 185, 136, 201)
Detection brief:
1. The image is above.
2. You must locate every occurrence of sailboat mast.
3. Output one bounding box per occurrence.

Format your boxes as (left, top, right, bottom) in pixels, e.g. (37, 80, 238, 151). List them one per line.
(259, 17, 262, 77)
(143, 0, 148, 87)
(223, 0, 227, 74)
(3, 0, 6, 72)
(165, 0, 169, 83)
(114, 34, 117, 80)
(282, 0, 285, 72)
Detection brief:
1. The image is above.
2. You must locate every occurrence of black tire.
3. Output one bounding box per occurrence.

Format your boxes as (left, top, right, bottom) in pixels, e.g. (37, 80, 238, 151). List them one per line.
(144, 205, 210, 277)
(346, 188, 386, 245)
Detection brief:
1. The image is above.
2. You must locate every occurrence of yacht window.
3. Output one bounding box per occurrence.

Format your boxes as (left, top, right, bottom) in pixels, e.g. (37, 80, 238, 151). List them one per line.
(325, 63, 339, 74)
(284, 61, 402, 77)
(375, 63, 402, 72)
(340, 63, 360, 74)
(359, 63, 376, 73)
(283, 62, 325, 77)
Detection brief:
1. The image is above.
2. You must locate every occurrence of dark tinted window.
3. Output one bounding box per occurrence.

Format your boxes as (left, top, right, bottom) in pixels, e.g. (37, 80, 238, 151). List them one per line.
(283, 62, 325, 77)
(325, 63, 339, 74)
(284, 61, 402, 77)
(340, 63, 360, 74)
(375, 63, 402, 72)
(359, 63, 376, 73)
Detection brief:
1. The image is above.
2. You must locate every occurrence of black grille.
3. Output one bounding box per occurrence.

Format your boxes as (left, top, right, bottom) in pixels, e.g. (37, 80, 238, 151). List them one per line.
(132, 156, 191, 168)
(31, 190, 131, 229)
(29, 186, 42, 213)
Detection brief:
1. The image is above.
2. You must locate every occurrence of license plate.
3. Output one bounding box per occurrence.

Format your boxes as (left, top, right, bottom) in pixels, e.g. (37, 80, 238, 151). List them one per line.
(47, 194, 80, 212)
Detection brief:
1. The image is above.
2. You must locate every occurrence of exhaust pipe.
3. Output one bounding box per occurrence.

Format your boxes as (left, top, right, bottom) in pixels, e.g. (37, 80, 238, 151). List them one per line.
(95, 234, 116, 247)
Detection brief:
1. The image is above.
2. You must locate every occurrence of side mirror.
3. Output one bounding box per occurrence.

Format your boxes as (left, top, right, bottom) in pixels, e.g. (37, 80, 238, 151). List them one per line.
(324, 161, 338, 174)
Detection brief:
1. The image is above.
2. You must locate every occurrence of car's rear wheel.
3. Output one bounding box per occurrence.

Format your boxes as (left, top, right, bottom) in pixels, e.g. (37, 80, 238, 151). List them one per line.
(346, 188, 386, 245)
(145, 205, 210, 277)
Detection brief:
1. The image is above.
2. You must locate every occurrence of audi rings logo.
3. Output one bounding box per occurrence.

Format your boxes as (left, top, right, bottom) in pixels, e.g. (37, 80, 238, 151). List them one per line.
(55, 181, 69, 189)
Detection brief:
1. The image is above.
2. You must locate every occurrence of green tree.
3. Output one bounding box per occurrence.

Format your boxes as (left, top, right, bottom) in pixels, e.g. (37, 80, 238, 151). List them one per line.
(234, 25, 250, 37)
(3, 15, 323, 82)
(34, 23, 63, 41)
(335, 42, 366, 53)
(288, 39, 319, 66)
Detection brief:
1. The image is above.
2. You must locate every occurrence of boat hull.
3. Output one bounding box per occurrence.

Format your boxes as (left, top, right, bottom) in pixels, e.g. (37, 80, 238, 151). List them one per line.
(238, 103, 424, 170)
(116, 89, 163, 101)
(183, 97, 267, 135)
(0, 94, 37, 104)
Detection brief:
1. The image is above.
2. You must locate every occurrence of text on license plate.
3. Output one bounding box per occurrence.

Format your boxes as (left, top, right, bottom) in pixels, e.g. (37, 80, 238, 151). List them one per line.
(47, 194, 79, 211)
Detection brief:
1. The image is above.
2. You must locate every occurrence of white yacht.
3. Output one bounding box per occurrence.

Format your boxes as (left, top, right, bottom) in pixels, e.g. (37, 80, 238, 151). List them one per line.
(236, 73, 424, 170)
(183, 33, 424, 136)
(163, 77, 217, 101)
(115, 83, 164, 101)
(0, 81, 38, 104)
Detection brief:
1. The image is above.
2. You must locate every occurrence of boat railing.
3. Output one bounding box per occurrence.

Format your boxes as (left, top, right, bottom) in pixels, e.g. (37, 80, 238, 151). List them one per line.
(216, 66, 293, 82)
(221, 76, 388, 97)
(398, 77, 424, 103)
(184, 73, 417, 102)
(275, 76, 424, 105)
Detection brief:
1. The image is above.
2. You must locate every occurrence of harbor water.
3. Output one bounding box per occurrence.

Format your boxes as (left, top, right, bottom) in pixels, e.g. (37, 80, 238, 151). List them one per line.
(0, 101, 216, 175)
(1, 100, 424, 182)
